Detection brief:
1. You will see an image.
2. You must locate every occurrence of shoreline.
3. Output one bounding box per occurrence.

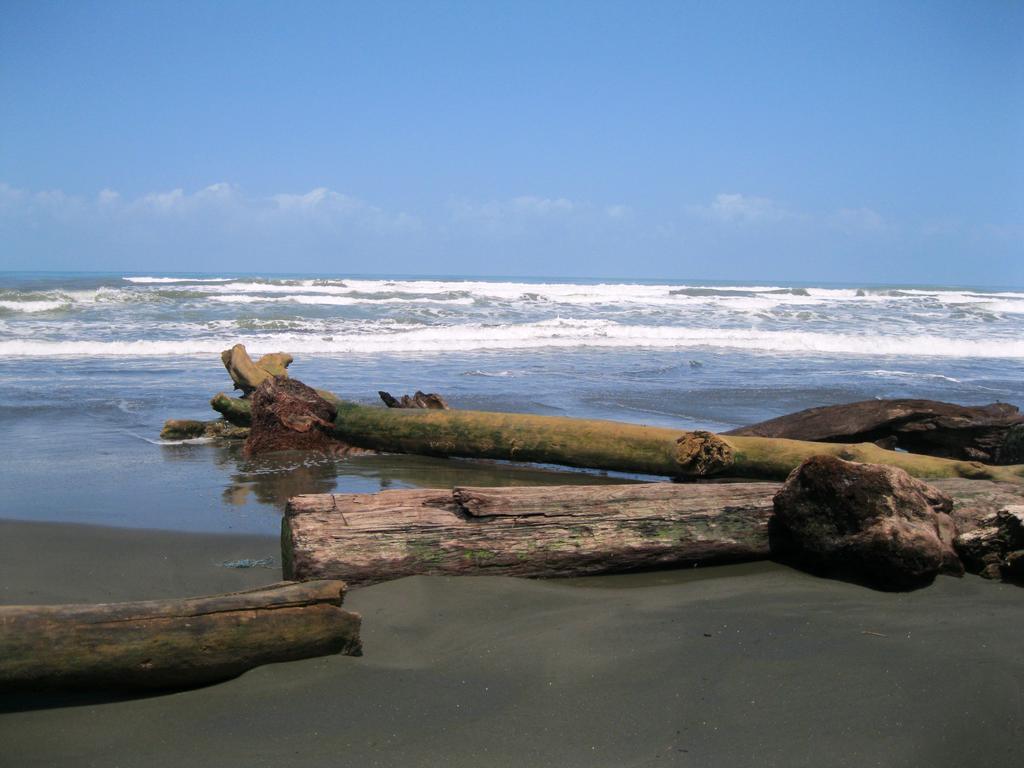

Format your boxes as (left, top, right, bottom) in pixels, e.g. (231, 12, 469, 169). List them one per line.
(2, 518, 1022, 766)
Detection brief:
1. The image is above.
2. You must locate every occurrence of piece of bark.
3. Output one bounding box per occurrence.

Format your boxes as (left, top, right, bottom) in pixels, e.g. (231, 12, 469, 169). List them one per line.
(379, 390, 450, 409)
(770, 456, 962, 590)
(282, 483, 777, 585)
(727, 399, 1024, 464)
(0, 581, 361, 692)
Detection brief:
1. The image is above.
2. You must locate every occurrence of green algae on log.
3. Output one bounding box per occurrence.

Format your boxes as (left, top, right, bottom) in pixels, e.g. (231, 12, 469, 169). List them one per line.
(211, 392, 253, 426)
(0, 581, 361, 691)
(160, 418, 249, 441)
(283, 483, 777, 584)
(211, 389, 1024, 483)
(206, 345, 1024, 483)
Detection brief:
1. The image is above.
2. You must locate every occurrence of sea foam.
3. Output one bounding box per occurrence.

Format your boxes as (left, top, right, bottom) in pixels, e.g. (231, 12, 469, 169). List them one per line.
(2, 321, 1022, 358)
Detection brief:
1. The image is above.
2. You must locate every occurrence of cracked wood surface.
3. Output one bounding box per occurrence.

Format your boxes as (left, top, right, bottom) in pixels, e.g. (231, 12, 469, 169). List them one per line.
(283, 483, 778, 584)
(0, 580, 361, 691)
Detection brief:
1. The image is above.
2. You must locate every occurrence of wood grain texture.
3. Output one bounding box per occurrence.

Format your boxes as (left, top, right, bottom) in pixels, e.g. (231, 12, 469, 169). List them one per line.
(0, 580, 361, 691)
(283, 483, 778, 585)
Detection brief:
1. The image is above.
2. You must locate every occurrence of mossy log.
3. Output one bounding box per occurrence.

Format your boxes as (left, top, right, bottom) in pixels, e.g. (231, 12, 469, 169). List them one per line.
(160, 418, 249, 441)
(324, 400, 1024, 483)
(0, 581, 361, 691)
(283, 483, 777, 584)
(212, 389, 1024, 483)
(205, 348, 1024, 482)
(211, 392, 254, 427)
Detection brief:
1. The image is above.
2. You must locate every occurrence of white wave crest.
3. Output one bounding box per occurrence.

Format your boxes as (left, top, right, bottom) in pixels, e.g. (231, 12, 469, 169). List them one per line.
(123, 276, 234, 284)
(2, 321, 1023, 358)
(0, 300, 68, 313)
(210, 294, 475, 306)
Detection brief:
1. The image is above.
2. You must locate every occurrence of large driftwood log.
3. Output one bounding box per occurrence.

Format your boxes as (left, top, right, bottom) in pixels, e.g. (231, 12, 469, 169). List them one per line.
(0, 581, 361, 691)
(283, 483, 778, 584)
(284, 479, 1022, 587)
(215, 387, 1024, 483)
(727, 399, 1024, 464)
(209, 347, 1024, 483)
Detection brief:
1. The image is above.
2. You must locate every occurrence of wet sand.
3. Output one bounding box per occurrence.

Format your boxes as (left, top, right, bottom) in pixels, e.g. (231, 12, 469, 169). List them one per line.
(1, 519, 1022, 767)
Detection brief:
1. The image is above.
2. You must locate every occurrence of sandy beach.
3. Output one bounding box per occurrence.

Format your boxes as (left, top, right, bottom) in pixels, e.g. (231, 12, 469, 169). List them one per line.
(2, 518, 1022, 768)
(4, 2, 1021, 764)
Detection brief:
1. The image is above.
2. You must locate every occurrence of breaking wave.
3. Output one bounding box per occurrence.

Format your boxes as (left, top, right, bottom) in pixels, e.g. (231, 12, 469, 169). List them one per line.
(2, 320, 1023, 358)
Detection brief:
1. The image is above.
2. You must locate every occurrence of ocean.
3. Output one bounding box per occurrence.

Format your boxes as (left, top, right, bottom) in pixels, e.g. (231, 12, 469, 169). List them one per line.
(2, 271, 1022, 533)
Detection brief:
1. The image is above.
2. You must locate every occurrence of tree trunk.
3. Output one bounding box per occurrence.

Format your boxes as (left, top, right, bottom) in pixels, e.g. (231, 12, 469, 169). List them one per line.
(324, 399, 1024, 483)
(213, 389, 1024, 483)
(205, 346, 1024, 483)
(727, 399, 1024, 464)
(0, 581, 361, 691)
(283, 479, 1021, 586)
(283, 483, 778, 585)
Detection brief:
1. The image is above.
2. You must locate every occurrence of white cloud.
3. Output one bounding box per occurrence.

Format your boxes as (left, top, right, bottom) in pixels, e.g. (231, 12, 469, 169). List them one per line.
(450, 195, 579, 222)
(137, 188, 187, 212)
(97, 189, 121, 205)
(689, 193, 796, 224)
(272, 187, 366, 214)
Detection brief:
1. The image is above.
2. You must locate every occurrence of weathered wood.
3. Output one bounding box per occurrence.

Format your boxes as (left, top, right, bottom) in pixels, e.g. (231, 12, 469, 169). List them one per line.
(283, 483, 778, 585)
(206, 347, 1024, 483)
(326, 399, 1024, 483)
(727, 398, 1024, 464)
(160, 418, 248, 441)
(210, 388, 1024, 483)
(211, 391, 253, 426)
(245, 377, 347, 455)
(222, 343, 293, 395)
(0, 580, 361, 691)
(379, 390, 450, 409)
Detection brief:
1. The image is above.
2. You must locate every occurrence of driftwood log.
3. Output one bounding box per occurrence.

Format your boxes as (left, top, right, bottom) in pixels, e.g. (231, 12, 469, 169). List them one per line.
(728, 399, 1024, 464)
(0, 581, 361, 691)
(283, 483, 779, 584)
(284, 479, 1023, 586)
(222, 388, 1024, 482)
(204, 346, 1024, 483)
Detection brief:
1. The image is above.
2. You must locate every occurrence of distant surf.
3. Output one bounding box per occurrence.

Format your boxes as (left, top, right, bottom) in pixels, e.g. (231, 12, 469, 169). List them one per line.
(0, 273, 1022, 359)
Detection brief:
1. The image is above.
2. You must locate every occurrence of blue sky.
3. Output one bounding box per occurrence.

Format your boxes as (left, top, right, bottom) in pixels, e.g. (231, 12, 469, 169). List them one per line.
(1, 0, 1021, 284)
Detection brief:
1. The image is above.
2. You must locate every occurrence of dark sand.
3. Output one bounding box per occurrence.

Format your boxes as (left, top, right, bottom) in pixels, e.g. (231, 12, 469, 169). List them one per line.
(1, 519, 1022, 767)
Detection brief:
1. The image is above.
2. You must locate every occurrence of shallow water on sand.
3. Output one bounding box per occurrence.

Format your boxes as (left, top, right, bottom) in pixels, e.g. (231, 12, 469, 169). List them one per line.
(1, 273, 1022, 533)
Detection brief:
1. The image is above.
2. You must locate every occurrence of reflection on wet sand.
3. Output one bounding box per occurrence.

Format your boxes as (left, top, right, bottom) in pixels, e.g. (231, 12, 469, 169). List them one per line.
(208, 442, 644, 509)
